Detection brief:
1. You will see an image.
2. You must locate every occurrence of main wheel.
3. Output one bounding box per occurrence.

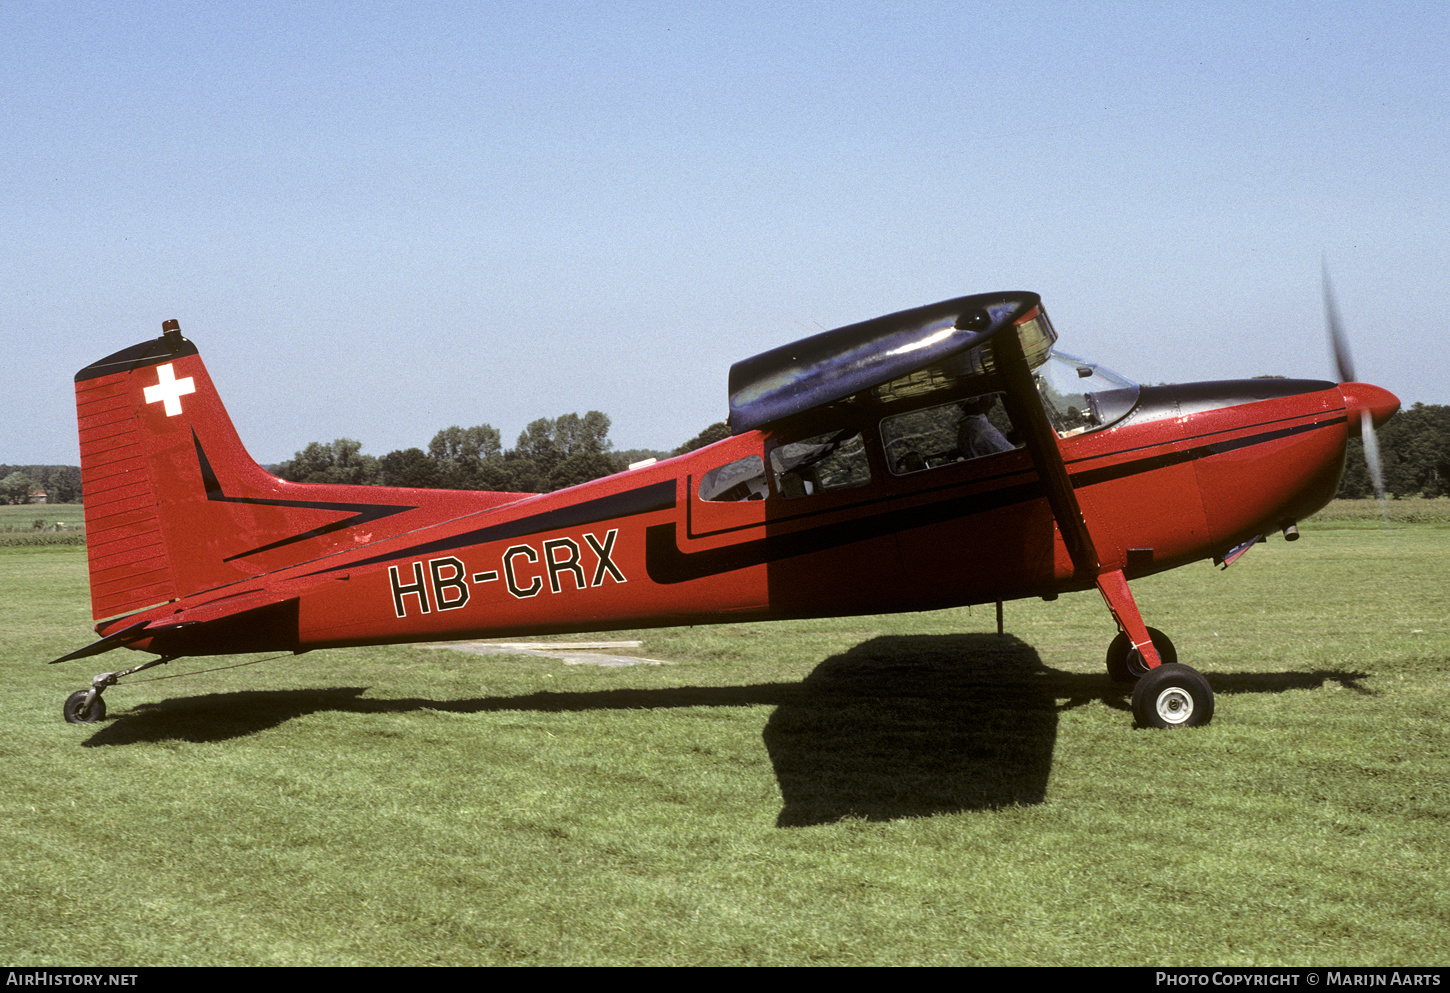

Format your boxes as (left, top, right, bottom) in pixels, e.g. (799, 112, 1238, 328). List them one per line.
(1131, 663, 1213, 728)
(63, 690, 106, 724)
(1106, 627, 1176, 682)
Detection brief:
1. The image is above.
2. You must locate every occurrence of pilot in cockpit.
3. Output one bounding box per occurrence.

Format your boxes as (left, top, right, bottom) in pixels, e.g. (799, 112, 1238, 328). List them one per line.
(957, 397, 1013, 459)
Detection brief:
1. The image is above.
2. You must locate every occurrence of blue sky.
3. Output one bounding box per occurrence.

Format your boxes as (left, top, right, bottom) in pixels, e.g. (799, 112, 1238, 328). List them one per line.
(5, 1, 1446, 465)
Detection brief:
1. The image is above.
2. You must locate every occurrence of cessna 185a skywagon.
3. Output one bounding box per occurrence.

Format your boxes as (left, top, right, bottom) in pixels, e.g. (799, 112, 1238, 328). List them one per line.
(55, 291, 1398, 729)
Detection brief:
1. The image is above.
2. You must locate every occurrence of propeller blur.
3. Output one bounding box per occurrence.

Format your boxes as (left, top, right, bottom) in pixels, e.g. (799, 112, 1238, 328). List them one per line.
(1325, 269, 1394, 511)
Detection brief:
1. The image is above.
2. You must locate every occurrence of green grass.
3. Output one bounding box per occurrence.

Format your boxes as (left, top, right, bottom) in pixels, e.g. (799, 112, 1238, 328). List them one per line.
(0, 503, 85, 528)
(1308, 495, 1450, 524)
(2, 526, 1447, 966)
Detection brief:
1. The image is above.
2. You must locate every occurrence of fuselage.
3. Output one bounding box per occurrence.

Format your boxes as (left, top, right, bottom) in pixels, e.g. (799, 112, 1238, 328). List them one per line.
(108, 374, 1393, 658)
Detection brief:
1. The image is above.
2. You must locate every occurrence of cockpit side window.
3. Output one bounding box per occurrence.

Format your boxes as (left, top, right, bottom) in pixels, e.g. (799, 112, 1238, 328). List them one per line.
(698, 455, 768, 502)
(769, 430, 871, 498)
(1034, 352, 1140, 438)
(880, 394, 1020, 475)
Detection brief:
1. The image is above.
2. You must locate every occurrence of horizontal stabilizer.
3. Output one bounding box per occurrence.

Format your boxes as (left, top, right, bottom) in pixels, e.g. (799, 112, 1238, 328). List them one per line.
(49, 619, 152, 664)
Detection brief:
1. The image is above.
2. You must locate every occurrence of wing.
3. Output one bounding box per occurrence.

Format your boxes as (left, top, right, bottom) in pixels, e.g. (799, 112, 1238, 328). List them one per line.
(726, 291, 1041, 432)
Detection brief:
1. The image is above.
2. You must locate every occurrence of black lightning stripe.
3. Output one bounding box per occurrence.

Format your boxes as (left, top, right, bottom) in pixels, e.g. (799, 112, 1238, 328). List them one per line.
(1067, 418, 1344, 489)
(647, 480, 1043, 584)
(193, 433, 417, 561)
(645, 416, 1347, 584)
(298, 479, 678, 578)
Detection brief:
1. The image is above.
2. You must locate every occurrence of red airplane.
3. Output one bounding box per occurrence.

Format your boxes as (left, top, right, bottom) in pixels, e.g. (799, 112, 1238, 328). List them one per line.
(54, 291, 1399, 729)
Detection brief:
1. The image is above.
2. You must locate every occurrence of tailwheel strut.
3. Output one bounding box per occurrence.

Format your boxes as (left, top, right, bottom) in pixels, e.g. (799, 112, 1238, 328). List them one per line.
(62, 655, 179, 724)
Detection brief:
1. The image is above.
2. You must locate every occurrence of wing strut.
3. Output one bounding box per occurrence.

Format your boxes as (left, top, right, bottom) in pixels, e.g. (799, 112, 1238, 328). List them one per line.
(993, 318, 1099, 577)
(994, 319, 1163, 669)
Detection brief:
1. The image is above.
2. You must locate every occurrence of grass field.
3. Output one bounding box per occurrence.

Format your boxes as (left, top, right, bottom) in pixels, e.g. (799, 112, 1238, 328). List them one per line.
(0, 504, 86, 529)
(0, 503, 86, 548)
(2, 518, 1447, 965)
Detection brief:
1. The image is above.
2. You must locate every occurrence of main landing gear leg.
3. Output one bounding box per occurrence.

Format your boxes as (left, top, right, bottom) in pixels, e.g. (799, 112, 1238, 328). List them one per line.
(62, 655, 177, 724)
(1094, 569, 1213, 728)
(1096, 569, 1160, 670)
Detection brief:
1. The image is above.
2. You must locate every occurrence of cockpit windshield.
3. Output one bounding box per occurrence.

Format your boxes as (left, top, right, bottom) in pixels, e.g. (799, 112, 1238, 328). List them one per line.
(1034, 352, 1140, 437)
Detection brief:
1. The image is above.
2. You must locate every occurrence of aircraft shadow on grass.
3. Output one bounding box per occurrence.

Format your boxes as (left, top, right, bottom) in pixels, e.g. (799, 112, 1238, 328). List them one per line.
(76, 634, 1371, 827)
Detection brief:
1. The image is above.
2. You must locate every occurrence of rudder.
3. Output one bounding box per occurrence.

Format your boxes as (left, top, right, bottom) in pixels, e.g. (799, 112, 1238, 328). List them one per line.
(76, 323, 202, 620)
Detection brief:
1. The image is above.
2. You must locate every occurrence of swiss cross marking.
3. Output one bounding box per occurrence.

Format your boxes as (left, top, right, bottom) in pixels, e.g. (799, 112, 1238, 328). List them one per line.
(144, 363, 196, 417)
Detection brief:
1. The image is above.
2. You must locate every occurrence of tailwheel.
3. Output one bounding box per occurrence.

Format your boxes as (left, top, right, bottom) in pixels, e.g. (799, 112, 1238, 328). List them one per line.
(63, 689, 107, 724)
(54, 655, 177, 724)
(1106, 626, 1176, 682)
(1131, 663, 1213, 728)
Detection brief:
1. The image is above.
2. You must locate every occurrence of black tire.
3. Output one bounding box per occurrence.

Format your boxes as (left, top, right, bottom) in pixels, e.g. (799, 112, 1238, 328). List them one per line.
(1131, 663, 1213, 728)
(63, 690, 106, 724)
(1106, 627, 1177, 682)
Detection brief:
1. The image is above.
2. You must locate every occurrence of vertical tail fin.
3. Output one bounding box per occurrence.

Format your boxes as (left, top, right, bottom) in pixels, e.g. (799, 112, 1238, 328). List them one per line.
(75, 321, 415, 623)
(76, 321, 530, 628)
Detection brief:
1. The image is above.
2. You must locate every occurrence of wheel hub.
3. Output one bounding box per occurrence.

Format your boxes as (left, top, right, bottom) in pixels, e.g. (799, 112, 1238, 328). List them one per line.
(1154, 687, 1194, 725)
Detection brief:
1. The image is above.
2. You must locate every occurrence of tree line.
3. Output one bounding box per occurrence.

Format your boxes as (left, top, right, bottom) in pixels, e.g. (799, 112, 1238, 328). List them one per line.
(274, 403, 1450, 502)
(9, 402, 1447, 503)
(0, 465, 82, 505)
(274, 416, 732, 493)
(1338, 402, 1450, 499)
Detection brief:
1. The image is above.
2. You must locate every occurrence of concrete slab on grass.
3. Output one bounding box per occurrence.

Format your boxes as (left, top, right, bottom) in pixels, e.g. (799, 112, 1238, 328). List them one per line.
(427, 641, 671, 667)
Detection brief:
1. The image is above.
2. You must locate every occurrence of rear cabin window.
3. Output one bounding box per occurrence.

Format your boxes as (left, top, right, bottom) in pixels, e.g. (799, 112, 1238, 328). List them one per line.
(880, 395, 1020, 475)
(769, 430, 871, 498)
(698, 455, 768, 502)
